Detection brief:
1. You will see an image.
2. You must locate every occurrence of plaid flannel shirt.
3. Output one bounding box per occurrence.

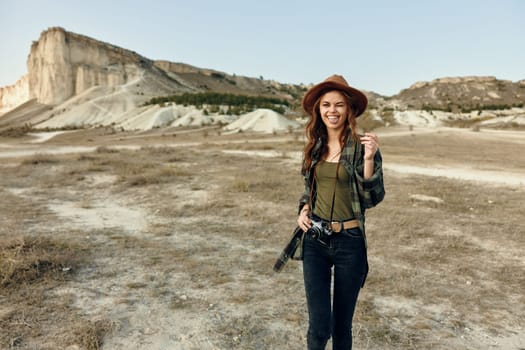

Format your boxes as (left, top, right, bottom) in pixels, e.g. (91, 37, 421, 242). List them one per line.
(298, 136, 385, 239)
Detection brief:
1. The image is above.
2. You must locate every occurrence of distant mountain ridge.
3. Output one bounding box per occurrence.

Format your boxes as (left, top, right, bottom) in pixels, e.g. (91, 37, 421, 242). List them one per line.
(0, 27, 523, 131)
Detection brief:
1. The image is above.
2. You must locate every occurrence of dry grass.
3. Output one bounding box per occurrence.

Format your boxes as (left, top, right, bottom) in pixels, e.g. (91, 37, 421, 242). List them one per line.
(0, 128, 523, 349)
(0, 236, 81, 287)
(0, 235, 115, 349)
(73, 319, 116, 350)
(380, 129, 525, 172)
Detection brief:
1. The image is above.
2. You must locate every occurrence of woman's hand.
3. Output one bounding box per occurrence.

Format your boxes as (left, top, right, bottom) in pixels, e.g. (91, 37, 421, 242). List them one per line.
(298, 206, 312, 232)
(361, 132, 379, 160)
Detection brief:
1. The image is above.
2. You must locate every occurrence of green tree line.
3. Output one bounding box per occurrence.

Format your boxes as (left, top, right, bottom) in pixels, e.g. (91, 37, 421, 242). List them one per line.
(143, 92, 289, 114)
(421, 102, 524, 113)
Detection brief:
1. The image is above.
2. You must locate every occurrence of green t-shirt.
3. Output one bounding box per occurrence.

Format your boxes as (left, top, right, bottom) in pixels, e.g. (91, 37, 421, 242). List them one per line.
(312, 161, 355, 221)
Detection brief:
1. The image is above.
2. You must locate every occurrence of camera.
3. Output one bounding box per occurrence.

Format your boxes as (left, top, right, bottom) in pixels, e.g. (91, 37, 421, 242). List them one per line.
(307, 218, 331, 237)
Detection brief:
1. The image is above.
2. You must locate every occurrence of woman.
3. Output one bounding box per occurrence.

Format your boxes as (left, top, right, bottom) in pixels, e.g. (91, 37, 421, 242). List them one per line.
(297, 74, 385, 349)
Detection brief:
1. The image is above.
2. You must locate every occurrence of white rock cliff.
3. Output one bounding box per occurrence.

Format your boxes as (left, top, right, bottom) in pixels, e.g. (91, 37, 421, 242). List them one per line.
(0, 27, 150, 115)
(27, 27, 147, 105)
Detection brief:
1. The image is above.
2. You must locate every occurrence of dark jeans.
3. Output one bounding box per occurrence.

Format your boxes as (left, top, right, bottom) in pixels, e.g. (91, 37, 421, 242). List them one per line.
(303, 228, 367, 350)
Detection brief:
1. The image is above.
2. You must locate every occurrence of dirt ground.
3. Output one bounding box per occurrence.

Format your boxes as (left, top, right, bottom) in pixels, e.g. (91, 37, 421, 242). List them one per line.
(0, 126, 524, 349)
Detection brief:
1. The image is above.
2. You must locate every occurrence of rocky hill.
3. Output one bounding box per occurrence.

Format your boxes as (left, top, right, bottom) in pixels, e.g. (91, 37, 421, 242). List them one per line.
(0, 27, 306, 127)
(358, 76, 525, 129)
(391, 76, 525, 112)
(0, 27, 180, 116)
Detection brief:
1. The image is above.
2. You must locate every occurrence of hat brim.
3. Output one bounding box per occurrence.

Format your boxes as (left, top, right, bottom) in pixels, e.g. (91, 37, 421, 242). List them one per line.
(302, 81, 368, 118)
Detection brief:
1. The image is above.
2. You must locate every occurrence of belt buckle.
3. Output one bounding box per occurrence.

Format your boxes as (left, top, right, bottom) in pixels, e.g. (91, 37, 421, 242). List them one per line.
(329, 221, 344, 234)
(324, 222, 334, 236)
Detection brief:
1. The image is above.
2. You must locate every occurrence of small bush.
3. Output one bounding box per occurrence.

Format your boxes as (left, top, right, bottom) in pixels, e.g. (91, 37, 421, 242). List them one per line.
(0, 124, 35, 137)
(0, 236, 85, 288)
(20, 154, 60, 165)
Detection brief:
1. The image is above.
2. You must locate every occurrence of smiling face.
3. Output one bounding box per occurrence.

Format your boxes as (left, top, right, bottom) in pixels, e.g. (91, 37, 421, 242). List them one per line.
(318, 90, 350, 133)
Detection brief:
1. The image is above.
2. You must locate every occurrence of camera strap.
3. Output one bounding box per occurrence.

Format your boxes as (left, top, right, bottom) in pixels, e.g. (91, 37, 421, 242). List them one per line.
(328, 161, 341, 226)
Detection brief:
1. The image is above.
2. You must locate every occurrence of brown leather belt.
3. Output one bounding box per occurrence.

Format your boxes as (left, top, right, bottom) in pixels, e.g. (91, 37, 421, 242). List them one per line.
(328, 219, 359, 233)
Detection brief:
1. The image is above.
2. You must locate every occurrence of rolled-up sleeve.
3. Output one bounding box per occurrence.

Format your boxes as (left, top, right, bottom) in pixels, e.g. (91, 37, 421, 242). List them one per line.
(298, 174, 310, 214)
(355, 149, 385, 209)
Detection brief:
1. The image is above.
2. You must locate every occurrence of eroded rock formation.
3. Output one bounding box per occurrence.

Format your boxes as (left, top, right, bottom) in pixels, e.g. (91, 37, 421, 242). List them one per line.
(26, 27, 149, 106)
(0, 75, 30, 115)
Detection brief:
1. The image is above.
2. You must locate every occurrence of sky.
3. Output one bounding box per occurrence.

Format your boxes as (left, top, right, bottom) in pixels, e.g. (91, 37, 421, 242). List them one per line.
(1, 0, 524, 96)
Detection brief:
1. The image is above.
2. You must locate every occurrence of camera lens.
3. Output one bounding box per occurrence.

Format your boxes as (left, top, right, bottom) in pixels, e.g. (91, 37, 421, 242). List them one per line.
(307, 225, 322, 237)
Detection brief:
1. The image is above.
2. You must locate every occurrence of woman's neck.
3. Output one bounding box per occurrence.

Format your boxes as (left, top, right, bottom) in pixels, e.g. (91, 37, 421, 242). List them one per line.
(326, 128, 344, 144)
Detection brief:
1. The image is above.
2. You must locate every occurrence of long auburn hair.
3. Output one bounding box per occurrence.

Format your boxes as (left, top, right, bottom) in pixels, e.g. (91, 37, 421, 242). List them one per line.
(302, 89, 360, 174)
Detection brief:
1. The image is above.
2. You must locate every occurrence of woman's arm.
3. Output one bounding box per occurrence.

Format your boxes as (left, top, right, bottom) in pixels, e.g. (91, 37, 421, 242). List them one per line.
(363, 158, 374, 179)
(361, 132, 379, 179)
(297, 174, 312, 231)
(355, 149, 385, 209)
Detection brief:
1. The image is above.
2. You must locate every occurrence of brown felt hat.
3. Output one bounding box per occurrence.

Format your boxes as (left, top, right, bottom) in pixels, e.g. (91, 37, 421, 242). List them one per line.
(301, 74, 368, 118)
